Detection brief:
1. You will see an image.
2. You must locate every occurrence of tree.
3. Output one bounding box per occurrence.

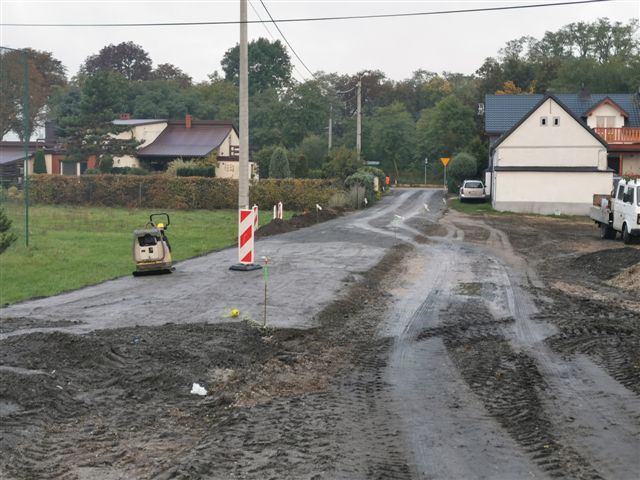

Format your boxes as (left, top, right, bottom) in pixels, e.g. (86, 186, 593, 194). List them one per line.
(0, 207, 17, 254)
(221, 38, 292, 93)
(322, 146, 361, 180)
(51, 71, 139, 164)
(0, 48, 66, 139)
(33, 149, 46, 173)
(300, 134, 327, 170)
(149, 63, 192, 87)
(269, 147, 291, 178)
(369, 102, 416, 178)
(280, 80, 329, 147)
(80, 42, 152, 80)
(416, 96, 476, 161)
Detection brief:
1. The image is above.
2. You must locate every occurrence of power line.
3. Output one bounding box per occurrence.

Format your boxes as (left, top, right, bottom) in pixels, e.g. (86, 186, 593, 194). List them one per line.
(0, 0, 611, 27)
(258, 0, 315, 79)
(248, 0, 308, 82)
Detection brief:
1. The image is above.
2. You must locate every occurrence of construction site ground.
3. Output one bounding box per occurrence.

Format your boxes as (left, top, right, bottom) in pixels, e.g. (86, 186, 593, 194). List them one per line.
(1, 188, 639, 479)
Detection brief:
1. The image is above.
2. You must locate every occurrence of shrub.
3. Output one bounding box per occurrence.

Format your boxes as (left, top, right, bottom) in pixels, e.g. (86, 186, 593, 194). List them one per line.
(33, 149, 47, 174)
(448, 152, 477, 183)
(345, 170, 376, 201)
(28, 175, 338, 211)
(269, 147, 291, 179)
(0, 206, 17, 254)
(98, 155, 114, 173)
(111, 166, 150, 176)
(84, 168, 101, 175)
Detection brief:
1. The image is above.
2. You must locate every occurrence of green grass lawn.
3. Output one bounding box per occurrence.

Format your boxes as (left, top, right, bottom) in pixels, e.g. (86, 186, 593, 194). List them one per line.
(448, 197, 499, 215)
(0, 203, 245, 305)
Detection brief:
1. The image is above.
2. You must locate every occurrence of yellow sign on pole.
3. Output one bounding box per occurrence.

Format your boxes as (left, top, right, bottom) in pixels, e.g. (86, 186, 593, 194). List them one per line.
(440, 157, 450, 167)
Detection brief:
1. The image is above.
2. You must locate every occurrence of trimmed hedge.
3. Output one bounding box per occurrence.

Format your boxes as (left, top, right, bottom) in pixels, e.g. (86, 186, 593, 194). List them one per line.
(28, 174, 339, 211)
(176, 166, 214, 177)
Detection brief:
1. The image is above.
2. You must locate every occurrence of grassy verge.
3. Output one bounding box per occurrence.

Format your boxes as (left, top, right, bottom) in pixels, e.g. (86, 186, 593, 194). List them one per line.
(448, 197, 499, 215)
(0, 203, 273, 305)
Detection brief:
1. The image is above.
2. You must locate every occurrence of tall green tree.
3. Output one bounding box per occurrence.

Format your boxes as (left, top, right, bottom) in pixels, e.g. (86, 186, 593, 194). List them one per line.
(300, 134, 327, 170)
(369, 102, 416, 178)
(0, 48, 66, 139)
(149, 63, 192, 87)
(416, 96, 476, 161)
(221, 38, 292, 93)
(51, 71, 139, 164)
(79, 41, 152, 80)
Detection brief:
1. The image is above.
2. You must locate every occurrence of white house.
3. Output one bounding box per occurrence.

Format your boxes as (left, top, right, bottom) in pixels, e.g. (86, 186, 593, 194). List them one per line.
(489, 95, 612, 215)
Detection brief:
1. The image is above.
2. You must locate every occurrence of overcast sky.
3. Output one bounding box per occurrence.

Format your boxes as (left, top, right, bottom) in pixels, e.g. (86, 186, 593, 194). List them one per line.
(1, 0, 638, 83)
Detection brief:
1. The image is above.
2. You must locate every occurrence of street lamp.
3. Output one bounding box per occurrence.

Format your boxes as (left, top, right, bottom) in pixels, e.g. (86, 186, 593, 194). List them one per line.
(424, 157, 428, 185)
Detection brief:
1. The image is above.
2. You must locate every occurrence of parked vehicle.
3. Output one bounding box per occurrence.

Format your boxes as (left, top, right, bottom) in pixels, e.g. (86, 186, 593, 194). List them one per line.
(590, 178, 640, 244)
(459, 180, 485, 202)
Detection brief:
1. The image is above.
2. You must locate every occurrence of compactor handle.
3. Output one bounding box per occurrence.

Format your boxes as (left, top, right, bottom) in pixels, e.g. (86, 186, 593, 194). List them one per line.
(150, 213, 170, 229)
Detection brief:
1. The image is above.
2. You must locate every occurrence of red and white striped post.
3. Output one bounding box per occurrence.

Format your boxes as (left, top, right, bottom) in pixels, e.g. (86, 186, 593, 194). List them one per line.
(230, 208, 262, 271)
(252, 204, 259, 231)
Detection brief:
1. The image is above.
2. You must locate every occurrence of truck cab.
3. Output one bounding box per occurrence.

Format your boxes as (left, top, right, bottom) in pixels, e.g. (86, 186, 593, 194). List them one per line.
(612, 179, 640, 244)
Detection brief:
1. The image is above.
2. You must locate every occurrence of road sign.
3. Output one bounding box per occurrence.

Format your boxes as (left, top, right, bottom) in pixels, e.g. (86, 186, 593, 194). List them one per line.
(440, 157, 450, 167)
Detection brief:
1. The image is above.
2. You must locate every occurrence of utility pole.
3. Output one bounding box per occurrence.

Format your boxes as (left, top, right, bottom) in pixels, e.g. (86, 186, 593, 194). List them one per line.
(356, 77, 362, 161)
(328, 104, 332, 154)
(238, 0, 249, 209)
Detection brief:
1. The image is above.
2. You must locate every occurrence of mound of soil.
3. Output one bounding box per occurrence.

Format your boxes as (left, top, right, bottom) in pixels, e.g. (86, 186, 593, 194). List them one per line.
(607, 263, 640, 290)
(256, 208, 341, 238)
(570, 247, 640, 279)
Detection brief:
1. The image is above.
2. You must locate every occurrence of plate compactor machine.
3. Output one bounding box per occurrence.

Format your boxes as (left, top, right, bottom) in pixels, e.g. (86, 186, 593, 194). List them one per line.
(132, 213, 175, 276)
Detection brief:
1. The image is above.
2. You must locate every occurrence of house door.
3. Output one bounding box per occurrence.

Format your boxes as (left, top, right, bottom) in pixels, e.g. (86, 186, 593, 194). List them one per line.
(607, 155, 620, 174)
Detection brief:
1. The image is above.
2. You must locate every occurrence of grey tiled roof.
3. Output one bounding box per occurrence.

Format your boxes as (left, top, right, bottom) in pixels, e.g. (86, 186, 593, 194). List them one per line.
(485, 93, 640, 133)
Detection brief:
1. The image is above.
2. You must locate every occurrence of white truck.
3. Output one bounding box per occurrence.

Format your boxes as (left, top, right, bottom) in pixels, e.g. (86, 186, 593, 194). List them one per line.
(590, 178, 640, 244)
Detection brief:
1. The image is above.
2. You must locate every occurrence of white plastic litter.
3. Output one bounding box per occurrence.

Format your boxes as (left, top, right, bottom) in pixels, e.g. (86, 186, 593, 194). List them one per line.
(190, 383, 207, 396)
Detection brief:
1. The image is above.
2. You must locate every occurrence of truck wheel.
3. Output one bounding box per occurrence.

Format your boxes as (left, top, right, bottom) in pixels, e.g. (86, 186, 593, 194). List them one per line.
(622, 224, 632, 244)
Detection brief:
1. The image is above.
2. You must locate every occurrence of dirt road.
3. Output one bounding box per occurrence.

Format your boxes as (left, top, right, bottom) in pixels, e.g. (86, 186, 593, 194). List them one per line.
(1, 189, 639, 479)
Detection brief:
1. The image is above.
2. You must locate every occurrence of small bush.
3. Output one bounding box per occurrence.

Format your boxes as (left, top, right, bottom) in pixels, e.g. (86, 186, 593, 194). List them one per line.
(33, 150, 47, 174)
(111, 166, 150, 176)
(269, 147, 291, 179)
(448, 152, 477, 183)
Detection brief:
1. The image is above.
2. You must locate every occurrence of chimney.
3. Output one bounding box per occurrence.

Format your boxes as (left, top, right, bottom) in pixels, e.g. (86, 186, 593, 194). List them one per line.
(185, 114, 192, 129)
(120, 113, 130, 120)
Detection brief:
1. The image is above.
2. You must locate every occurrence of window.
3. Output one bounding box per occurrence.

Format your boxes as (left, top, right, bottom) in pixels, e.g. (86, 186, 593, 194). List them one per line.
(79, 161, 88, 174)
(617, 185, 625, 200)
(636, 187, 639, 207)
(553, 117, 560, 126)
(61, 161, 77, 176)
(540, 117, 548, 126)
(596, 116, 616, 128)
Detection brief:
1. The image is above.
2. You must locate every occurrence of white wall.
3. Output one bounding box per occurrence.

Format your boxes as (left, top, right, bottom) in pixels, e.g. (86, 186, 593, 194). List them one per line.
(215, 160, 255, 180)
(113, 122, 167, 168)
(622, 153, 640, 175)
(585, 103, 626, 129)
(492, 170, 613, 215)
(497, 98, 607, 169)
(218, 129, 239, 157)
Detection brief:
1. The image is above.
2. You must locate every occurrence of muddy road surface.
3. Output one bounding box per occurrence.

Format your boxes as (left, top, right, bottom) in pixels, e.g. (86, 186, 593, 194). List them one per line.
(1, 189, 639, 479)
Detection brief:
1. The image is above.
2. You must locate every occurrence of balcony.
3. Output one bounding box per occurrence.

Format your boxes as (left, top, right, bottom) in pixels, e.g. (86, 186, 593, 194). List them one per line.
(594, 127, 640, 144)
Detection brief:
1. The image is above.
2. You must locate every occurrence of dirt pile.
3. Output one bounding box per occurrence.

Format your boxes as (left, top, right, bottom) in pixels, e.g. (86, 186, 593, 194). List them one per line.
(256, 208, 341, 238)
(607, 263, 640, 290)
(0, 244, 412, 480)
(570, 247, 640, 279)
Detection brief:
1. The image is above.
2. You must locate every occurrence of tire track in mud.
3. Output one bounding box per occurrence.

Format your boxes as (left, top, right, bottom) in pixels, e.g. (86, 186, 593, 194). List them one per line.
(418, 301, 603, 480)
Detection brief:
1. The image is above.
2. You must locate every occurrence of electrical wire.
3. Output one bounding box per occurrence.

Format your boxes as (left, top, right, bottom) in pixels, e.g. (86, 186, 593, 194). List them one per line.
(0, 0, 611, 27)
(248, 0, 308, 82)
(258, 0, 315, 79)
